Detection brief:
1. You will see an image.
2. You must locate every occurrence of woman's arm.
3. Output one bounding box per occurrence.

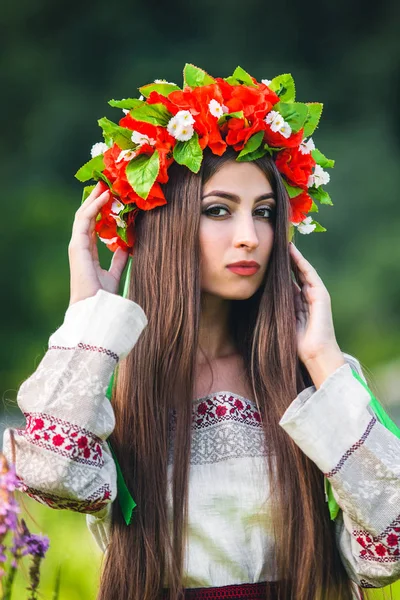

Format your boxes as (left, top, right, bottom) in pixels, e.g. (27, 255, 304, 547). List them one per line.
(2, 289, 147, 517)
(279, 353, 400, 589)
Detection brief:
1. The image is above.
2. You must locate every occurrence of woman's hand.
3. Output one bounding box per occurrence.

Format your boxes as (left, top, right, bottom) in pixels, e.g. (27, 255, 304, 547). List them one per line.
(68, 182, 129, 306)
(289, 242, 345, 388)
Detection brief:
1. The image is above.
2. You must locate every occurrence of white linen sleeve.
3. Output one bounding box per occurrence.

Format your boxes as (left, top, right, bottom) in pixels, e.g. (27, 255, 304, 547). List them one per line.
(278, 354, 400, 589)
(2, 289, 147, 517)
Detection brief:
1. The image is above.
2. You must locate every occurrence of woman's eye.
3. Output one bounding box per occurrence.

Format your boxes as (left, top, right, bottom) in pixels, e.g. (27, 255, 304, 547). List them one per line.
(203, 205, 274, 219)
(204, 206, 229, 217)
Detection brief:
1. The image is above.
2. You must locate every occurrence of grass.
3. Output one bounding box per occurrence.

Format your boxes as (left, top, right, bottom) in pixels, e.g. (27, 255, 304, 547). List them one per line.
(9, 495, 400, 600)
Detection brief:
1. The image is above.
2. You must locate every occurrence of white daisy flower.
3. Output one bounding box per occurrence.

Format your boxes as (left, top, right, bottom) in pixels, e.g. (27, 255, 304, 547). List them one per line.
(278, 122, 292, 139)
(131, 131, 156, 146)
(110, 213, 127, 228)
(116, 149, 137, 163)
(299, 138, 315, 155)
(265, 110, 292, 138)
(296, 217, 316, 234)
(99, 236, 119, 245)
(175, 125, 195, 142)
(265, 110, 280, 125)
(111, 199, 124, 214)
(209, 99, 228, 118)
(261, 79, 272, 86)
(90, 142, 109, 158)
(308, 164, 330, 188)
(167, 112, 195, 141)
(175, 110, 195, 126)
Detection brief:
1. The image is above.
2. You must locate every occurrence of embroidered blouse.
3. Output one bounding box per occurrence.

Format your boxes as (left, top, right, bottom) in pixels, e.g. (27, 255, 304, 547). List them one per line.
(2, 290, 400, 597)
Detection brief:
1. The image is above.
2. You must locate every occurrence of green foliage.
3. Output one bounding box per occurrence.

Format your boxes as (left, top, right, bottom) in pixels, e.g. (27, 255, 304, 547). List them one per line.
(75, 156, 105, 182)
(98, 117, 134, 149)
(129, 102, 172, 126)
(183, 63, 216, 87)
(173, 132, 203, 173)
(126, 151, 160, 199)
(269, 74, 296, 102)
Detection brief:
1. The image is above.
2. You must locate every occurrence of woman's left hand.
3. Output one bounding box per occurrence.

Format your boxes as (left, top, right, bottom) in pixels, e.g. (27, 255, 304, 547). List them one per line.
(289, 242, 344, 370)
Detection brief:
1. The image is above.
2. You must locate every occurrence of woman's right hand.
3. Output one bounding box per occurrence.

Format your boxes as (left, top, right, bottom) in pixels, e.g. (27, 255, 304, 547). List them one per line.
(68, 181, 130, 306)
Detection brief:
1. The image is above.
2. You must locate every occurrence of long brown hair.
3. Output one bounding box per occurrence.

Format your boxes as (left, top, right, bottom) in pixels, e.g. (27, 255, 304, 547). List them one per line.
(98, 148, 360, 600)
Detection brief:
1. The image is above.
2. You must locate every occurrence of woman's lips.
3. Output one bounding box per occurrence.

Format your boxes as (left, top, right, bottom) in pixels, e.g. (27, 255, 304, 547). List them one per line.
(226, 265, 260, 276)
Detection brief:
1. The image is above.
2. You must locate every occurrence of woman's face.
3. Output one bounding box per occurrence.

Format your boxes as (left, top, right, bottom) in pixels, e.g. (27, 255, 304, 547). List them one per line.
(200, 160, 276, 300)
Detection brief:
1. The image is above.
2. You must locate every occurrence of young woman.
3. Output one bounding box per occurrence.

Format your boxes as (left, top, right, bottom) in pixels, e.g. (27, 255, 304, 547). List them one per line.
(3, 66, 400, 600)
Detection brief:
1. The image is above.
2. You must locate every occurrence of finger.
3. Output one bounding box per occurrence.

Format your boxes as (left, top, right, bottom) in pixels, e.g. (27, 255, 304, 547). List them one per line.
(289, 243, 324, 288)
(90, 230, 100, 266)
(109, 247, 130, 281)
(81, 181, 109, 208)
(73, 191, 110, 237)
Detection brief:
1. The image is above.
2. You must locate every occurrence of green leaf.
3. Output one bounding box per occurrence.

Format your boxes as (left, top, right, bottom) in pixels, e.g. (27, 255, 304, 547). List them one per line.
(303, 103, 323, 138)
(129, 103, 172, 126)
(93, 170, 113, 188)
(217, 110, 244, 125)
(139, 82, 181, 98)
(117, 224, 128, 243)
(126, 151, 160, 199)
(75, 155, 105, 182)
(264, 143, 282, 154)
(108, 98, 144, 110)
(52, 566, 62, 600)
(309, 200, 319, 213)
(309, 186, 333, 206)
(275, 102, 309, 132)
(81, 185, 96, 204)
(183, 64, 216, 88)
(173, 132, 203, 173)
(98, 117, 134, 150)
(310, 219, 327, 232)
(236, 146, 268, 162)
(311, 148, 335, 169)
(282, 179, 304, 199)
(231, 66, 257, 87)
(269, 74, 296, 102)
(237, 131, 264, 159)
(224, 76, 240, 86)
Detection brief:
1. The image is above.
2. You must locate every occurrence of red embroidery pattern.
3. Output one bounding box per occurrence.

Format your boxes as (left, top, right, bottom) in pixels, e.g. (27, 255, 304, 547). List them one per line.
(18, 412, 104, 468)
(19, 482, 112, 514)
(49, 342, 118, 362)
(354, 513, 400, 563)
(193, 394, 262, 429)
(325, 417, 377, 477)
(162, 581, 279, 599)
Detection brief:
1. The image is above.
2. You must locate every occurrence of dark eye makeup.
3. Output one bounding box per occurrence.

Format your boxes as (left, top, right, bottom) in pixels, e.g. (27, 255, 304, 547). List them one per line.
(202, 204, 276, 219)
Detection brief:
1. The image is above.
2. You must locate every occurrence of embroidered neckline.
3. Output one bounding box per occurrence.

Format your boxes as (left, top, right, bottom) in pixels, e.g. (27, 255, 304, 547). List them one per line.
(193, 390, 254, 405)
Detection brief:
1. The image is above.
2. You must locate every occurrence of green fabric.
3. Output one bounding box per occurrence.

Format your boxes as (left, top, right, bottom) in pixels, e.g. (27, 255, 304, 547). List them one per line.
(325, 367, 400, 521)
(105, 256, 136, 526)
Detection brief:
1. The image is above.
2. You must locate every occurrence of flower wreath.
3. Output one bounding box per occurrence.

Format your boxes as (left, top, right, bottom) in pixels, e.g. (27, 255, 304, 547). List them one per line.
(75, 64, 334, 253)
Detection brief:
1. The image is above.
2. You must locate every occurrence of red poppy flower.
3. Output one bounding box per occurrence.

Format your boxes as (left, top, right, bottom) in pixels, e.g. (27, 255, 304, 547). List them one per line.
(275, 146, 316, 189)
(289, 192, 313, 224)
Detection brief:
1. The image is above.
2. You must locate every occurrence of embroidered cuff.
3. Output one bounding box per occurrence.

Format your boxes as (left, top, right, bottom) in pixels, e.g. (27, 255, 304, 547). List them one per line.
(49, 290, 148, 359)
(278, 363, 372, 473)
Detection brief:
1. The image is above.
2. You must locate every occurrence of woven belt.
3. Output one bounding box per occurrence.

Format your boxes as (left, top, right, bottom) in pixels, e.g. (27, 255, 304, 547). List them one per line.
(162, 581, 280, 599)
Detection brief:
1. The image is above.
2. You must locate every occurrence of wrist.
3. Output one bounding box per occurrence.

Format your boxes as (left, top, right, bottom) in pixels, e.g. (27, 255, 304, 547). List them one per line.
(303, 345, 346, 390)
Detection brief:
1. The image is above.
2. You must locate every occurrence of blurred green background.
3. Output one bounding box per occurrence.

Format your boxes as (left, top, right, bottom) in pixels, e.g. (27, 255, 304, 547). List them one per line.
(1, 0, 400, 597)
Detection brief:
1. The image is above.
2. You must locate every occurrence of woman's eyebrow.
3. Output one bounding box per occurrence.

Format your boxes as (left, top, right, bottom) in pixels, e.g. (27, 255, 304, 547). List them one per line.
(201, 190, 276, 204)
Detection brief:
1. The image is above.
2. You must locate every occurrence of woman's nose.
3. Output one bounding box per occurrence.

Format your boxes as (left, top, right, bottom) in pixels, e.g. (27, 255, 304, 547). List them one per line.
(232, 214, 259, 249)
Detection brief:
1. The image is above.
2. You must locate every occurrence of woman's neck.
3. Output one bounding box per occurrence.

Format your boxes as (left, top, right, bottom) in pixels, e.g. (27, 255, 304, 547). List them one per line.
(197, 293, 237, 364)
